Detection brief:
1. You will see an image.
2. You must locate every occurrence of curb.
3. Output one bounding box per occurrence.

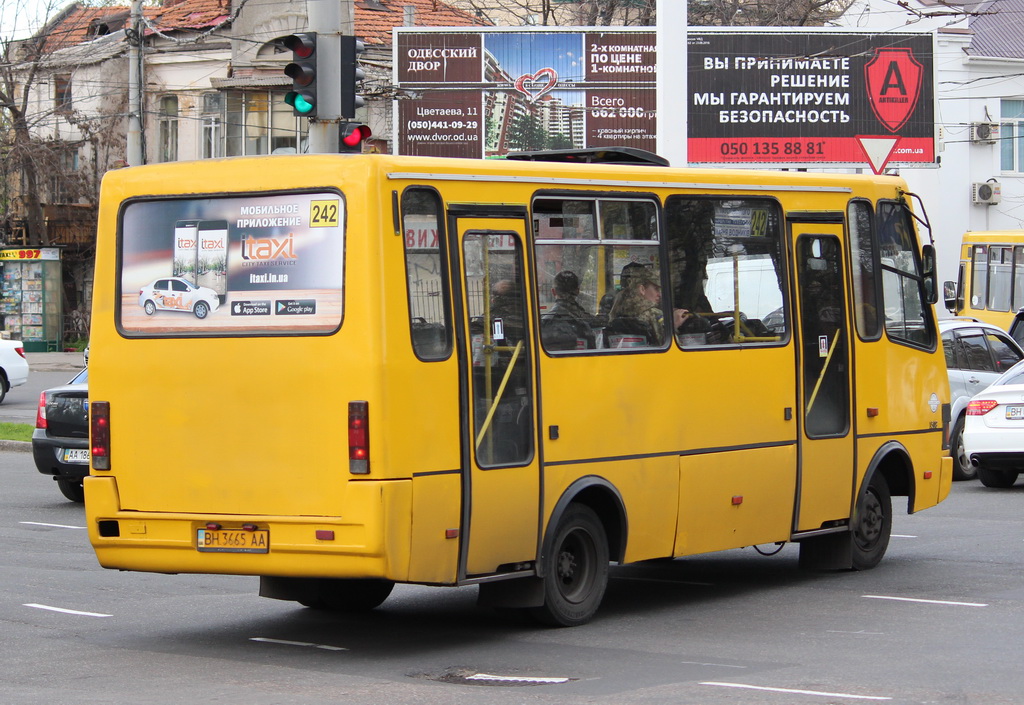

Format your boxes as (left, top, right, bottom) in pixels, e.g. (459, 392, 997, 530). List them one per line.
(0, 440, 31, 453)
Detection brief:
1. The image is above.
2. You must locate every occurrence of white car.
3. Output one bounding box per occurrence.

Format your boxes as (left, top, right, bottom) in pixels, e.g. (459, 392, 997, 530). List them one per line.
(961, 359, 1024, 488)
(0, 339, 30, 404)
(138, 277, 220, 319)
(940, 318, 1024, 481)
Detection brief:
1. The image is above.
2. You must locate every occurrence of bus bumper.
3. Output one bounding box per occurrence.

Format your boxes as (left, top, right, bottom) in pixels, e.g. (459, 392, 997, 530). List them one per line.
(84, 476, 413, 581)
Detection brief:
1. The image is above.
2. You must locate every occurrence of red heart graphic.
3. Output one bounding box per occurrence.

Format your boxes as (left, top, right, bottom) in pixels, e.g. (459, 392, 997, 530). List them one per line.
(513, 68, 558, 102)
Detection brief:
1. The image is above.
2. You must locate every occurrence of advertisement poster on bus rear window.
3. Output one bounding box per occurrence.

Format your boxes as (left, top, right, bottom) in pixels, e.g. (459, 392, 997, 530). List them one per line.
(118, 192, 344, 335)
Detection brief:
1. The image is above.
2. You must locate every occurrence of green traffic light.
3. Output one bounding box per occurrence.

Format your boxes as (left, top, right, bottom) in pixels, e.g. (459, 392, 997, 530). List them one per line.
(285, 91, 315, 115)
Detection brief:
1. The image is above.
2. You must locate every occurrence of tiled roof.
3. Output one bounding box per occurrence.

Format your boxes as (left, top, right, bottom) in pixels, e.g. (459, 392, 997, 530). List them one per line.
(355, 0, 490, 46)
(41, 5, 131, 52)
(39, 0, 486, 54)
(967, 0, 1024, 58)
(147, 0, 231, 34)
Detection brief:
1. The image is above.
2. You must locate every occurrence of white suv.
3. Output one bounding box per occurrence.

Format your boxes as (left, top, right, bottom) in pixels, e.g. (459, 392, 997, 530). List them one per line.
(0, 339, 30, 404)
(940, 318, 1024, 481)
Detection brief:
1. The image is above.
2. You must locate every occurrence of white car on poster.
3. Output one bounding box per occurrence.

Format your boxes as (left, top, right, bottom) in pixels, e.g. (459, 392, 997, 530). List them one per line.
(139, 277, 220, 319)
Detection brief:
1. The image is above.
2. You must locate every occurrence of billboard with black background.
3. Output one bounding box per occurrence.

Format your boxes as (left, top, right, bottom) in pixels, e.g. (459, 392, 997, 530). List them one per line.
(688, 30, 935, 168)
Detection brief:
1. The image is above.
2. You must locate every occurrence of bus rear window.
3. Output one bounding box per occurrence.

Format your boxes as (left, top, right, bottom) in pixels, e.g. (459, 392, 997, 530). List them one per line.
(117, 191, 345, 336)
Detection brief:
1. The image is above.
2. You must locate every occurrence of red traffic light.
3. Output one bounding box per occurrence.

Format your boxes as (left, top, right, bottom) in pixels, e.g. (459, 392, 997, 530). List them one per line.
(282, 33, 316, 59)
(340, 123, 372, 152)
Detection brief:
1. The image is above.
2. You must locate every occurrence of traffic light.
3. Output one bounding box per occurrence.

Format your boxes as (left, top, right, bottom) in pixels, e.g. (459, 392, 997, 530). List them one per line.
(339, 123, 372, 153)
(282, 33, 318, 117)
(340, 35, 365, 119)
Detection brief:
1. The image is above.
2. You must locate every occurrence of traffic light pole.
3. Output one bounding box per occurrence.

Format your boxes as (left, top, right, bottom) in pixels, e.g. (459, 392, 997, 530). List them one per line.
(305, 0, 353, 153)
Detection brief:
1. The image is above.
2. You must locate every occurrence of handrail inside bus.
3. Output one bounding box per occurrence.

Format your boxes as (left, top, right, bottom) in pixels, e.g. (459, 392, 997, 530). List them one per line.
(806, 329, 841, 415)
(475, 339, 524, 451)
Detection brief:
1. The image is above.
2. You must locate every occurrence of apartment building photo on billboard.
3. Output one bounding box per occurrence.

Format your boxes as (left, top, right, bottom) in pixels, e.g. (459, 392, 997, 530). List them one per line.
(393, 28, 657, 158)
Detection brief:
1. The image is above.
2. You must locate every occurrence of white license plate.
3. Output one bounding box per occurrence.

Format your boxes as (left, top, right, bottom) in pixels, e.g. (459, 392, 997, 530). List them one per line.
(61, 448, 90, 464)
(1006, 405, 1024, 420)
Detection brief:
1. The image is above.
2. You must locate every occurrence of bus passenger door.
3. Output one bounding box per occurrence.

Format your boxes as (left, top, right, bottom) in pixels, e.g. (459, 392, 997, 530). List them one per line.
(793, 228, 855, 531)
(449, 213, 540, 578)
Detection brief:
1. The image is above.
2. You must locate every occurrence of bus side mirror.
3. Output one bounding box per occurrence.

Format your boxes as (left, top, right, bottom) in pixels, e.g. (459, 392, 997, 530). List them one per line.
(943, 280, 957, 312)
(921, 245, 938, 305)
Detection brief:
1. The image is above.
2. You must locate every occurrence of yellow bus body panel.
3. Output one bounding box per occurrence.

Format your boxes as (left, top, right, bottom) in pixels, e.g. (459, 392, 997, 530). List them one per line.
(955, 230, 1024, 330)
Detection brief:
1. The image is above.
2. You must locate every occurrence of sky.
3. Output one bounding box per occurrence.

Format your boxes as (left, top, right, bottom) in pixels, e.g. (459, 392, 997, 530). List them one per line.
(1, 0, 77, 40)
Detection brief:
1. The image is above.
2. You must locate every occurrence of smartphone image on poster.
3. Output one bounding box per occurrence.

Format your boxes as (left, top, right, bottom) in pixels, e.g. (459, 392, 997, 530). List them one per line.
(173, 220, 200, 281)
(197, 220, 228, 302)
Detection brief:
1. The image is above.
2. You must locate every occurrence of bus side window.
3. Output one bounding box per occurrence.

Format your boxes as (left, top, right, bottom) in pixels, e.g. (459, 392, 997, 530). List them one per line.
(665, 196, 787, 347)
(401, 188, 452, 360)
(848, 200, 883, 341)
(533, 197, 664, 352)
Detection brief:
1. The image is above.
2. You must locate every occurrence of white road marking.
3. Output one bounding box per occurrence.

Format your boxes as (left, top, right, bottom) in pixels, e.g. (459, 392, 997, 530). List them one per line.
(24, 603, 112, 617)
(701, 682, 891, 700)
(680, 661, 747, 669)
(891, 534, 916, 538)
(250, 637, 347, 651)
(863, 595, 988, 607)
(467, 673, 570, 684)
(827, 630, 885, 635)
(20, 521, 86, 529)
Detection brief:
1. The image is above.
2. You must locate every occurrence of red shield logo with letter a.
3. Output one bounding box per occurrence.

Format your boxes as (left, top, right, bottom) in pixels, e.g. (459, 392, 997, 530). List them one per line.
(864, 48, 923, 133)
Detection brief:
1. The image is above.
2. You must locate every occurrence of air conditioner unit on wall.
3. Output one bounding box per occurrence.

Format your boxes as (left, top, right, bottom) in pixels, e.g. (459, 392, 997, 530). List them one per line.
(972, 181, 1002, 205)
(970, 122, 999, 144)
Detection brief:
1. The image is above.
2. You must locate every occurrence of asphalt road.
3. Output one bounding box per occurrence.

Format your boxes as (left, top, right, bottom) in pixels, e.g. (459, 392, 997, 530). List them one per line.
(3, 453, 1023, 705)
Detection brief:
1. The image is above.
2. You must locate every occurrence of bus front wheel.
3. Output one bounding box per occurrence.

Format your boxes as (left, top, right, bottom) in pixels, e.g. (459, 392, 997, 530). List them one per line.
(532, 504, 609, 627)
(851, 473, 892, 571)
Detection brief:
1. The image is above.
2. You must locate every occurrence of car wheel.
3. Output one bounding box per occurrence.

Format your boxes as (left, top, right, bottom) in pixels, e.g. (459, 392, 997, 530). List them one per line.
(56, 478, 85, 503)
(193, 301, 210, 319)
(299, 578, 395, 611)
(977, 467, 1019, 488)
(144, 300, 156, 315)
(530, 503, 609, 627)
(0, 373, 7, 404)
(851, 473, 892, 571)
(951, 416, 978, 481)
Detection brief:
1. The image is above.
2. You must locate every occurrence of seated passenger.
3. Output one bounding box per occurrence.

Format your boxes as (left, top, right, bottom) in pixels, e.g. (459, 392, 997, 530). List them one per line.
(608, 266, 682, 346)
(543, 270, 600, 349)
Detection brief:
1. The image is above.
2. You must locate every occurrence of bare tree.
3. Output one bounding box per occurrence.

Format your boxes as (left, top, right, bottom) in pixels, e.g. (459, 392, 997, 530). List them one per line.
(1, 28, 50, 245)
(688, 0, 855, 26)
(448, 0, 656, 26)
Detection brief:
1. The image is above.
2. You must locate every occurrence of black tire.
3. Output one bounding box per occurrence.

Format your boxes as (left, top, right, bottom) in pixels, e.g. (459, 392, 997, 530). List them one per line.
(57, 478, 85, 503)
(299, 578, 395, 611)
(0, 373, 7, 404)
(951, 416, 978, 481)
(193, 301, 210, 319)
(977, 467, 1019, 488)
(851, 473, 892, 571)
(143, 300, 156, 315)
(531, 503, 609, 627)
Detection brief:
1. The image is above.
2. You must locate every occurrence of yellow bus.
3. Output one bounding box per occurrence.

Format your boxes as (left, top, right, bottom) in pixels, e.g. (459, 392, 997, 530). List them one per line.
(944, 230, 1024, 330)
(86, 149, 952, 626)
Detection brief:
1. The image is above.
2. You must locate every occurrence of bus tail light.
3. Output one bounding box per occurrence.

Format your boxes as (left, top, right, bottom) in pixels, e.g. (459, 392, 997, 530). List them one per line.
(349, 401, 369, 474)
(966, 399, 999, 416)
(91, 401, 111, 470)
(36, 392, 48, 429)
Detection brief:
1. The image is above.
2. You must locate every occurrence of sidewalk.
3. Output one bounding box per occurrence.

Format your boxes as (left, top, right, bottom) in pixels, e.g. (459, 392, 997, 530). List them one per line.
(24, 351, 84, 372)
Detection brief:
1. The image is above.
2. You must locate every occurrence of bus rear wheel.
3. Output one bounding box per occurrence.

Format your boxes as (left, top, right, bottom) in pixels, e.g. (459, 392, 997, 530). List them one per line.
(299, 578, 395, 611)
(531, 504, 609, 627)
(852, 473, 891, 571)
